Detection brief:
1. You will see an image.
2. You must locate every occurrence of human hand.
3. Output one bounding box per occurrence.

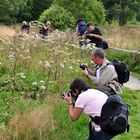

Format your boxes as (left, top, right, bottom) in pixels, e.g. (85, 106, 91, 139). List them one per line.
(63, 92, 72, 104)
(82, 68, 89, 77)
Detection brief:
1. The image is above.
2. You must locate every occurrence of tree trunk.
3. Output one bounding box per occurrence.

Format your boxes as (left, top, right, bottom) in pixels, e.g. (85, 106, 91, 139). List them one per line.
(119, 0, 125, 26)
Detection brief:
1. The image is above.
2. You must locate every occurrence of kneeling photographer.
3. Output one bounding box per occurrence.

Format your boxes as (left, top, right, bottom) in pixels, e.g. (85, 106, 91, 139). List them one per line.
(63, 78, 116, 140)
(81, 48, 122, 95)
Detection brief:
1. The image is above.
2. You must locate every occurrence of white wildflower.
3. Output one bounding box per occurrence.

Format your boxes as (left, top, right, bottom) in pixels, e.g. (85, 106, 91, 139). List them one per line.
(32, 82, 38, 87)
(23, 56, 31, 60)
(69, 66, 73, 70)
(8, 54, 15, 59)
(16, 73, 26, 79)
(21, 75, 26, 79)
(72, 44, 75, 47)
(40, 85, 46, 91)
(45, 61, 51, 68)
(39, 61, 43, 65)
(26, 49, 30, 52)
(87, 43, 91, 48)
(39, 80, 45, 86)
(60, 63, 64, 68)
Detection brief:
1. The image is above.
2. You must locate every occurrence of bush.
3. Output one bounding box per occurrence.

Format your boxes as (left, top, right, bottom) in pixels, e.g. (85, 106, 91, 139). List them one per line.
(53, 0, 106, 25)
(39, 5, 76, 31)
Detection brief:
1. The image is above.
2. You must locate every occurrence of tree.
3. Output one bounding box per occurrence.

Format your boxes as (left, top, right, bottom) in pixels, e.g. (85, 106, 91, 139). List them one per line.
(31, 0, 53, 20)
(16, 0, 33, 22)
(39, 5, 76, 30)
(53, 0, 106, 25)
(102, 0, 140, 25)
(0, 0, 32, 24)
(119, 0, 125, 26)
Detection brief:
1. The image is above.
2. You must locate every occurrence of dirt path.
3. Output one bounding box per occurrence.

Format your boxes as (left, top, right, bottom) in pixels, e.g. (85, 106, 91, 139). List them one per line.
(124, 75, 140, 90)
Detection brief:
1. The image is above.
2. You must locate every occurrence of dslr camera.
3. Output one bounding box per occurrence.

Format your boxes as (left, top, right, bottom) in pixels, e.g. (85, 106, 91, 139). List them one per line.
(79, 64, 88, 70)
(61, 90, 73, 99)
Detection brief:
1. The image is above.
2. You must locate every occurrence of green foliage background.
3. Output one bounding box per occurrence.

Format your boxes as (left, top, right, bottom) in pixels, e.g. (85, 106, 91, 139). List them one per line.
(39, 5, 76, 30)
(1, 0, 140, 28)
(52, 0, 105, 24)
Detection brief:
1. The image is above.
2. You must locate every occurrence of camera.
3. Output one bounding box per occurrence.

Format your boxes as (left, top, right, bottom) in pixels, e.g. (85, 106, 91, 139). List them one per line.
(79, 64, 88, 70)
(61, 90, 73, 99)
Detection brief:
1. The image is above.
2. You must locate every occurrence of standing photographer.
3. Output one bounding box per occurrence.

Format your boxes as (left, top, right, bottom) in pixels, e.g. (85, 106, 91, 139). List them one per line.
(82, 48, 122, 95)
(63, 78, 116, 140)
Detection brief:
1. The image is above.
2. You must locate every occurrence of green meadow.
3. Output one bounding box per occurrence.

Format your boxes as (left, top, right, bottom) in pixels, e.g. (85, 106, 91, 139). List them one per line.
(0, 26, 140, 140)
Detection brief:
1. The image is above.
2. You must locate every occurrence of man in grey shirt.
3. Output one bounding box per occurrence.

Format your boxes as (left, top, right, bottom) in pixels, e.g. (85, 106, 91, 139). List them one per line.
(82, 48, 122, 95)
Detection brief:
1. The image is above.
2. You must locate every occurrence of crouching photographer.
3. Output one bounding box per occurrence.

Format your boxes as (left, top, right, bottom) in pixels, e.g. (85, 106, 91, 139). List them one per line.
(63, 78, 116, 140)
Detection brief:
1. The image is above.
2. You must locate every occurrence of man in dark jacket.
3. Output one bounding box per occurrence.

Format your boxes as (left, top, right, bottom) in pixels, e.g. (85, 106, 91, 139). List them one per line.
(84, 23, 104, 49)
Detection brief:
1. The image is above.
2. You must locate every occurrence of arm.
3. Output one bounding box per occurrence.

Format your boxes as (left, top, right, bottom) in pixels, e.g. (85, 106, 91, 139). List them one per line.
(87, 27, 103, 39)
(88, 33, 102, 39)
(64, 93, 83, 121)
(68, 105, 83, 121)
(83, 68, 98, 84)
(44, 25, 50, 30)
(87, 65, 118, 85)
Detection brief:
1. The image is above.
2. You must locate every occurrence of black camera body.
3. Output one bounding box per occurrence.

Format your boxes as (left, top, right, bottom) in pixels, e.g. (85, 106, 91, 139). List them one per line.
(80, 64, 88, 70)
(61, 90, 73, 99)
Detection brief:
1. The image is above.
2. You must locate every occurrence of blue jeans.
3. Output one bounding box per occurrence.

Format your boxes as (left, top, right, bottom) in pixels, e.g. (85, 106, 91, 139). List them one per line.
(87, 128, 115, 140)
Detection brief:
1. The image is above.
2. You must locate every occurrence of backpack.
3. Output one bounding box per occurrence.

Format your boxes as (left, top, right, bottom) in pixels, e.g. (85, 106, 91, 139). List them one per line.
(101, 40, 109, 49)
(90, 94, 130, 135)
(111, 60, 130, 84)
(78, 21, 86, 35)
(39, 27, 46, 35)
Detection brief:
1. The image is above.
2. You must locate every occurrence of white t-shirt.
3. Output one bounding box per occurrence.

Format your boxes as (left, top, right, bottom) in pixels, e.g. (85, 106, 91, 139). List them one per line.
(75, 89, 108, 131)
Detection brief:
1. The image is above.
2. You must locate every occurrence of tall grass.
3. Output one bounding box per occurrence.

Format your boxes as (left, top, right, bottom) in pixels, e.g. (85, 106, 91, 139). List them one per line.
(102, 25, 140, 51)
(0, 25, 140, 139)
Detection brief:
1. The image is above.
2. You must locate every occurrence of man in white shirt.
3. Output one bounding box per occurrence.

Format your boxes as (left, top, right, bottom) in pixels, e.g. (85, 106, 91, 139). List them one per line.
(63, 78, 116, 140)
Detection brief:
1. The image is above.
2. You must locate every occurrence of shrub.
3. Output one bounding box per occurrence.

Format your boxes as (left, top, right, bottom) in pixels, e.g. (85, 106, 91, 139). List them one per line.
(39, 5, 76, 31)
(53, 0, 106, 25)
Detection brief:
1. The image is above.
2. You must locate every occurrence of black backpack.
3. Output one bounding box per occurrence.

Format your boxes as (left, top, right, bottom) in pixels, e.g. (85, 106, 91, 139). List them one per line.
(112, 60, 130, 84)
(107, 60, 130, 84)
(90, 94, 130, 135)
(39, 27, 46, 35)
(101, 40, 109, 49)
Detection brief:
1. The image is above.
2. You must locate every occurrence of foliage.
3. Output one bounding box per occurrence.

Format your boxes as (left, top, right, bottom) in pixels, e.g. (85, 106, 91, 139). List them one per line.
(102, 0, 140, 25)
(53, 0, 105, 25)
(16, 0, 33, 22)
(106, 50, 140, 74)
(0, 0, 32, 24)
(31, 0, 53, 20)
(39, 5, 76, 30)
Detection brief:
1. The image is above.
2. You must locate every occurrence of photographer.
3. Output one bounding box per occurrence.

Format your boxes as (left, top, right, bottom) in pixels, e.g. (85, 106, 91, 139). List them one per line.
(21, 21, 30, 34)
(84, 23, 108, 49)
(63, 78, 116, 140)
(82, 48, 122, 95)
(84, 23, 102, 48)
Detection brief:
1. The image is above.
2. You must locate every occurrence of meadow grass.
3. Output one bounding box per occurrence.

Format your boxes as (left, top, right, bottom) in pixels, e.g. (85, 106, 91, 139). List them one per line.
(102, 25, 140, 51)
(0, 25, 140, 139)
